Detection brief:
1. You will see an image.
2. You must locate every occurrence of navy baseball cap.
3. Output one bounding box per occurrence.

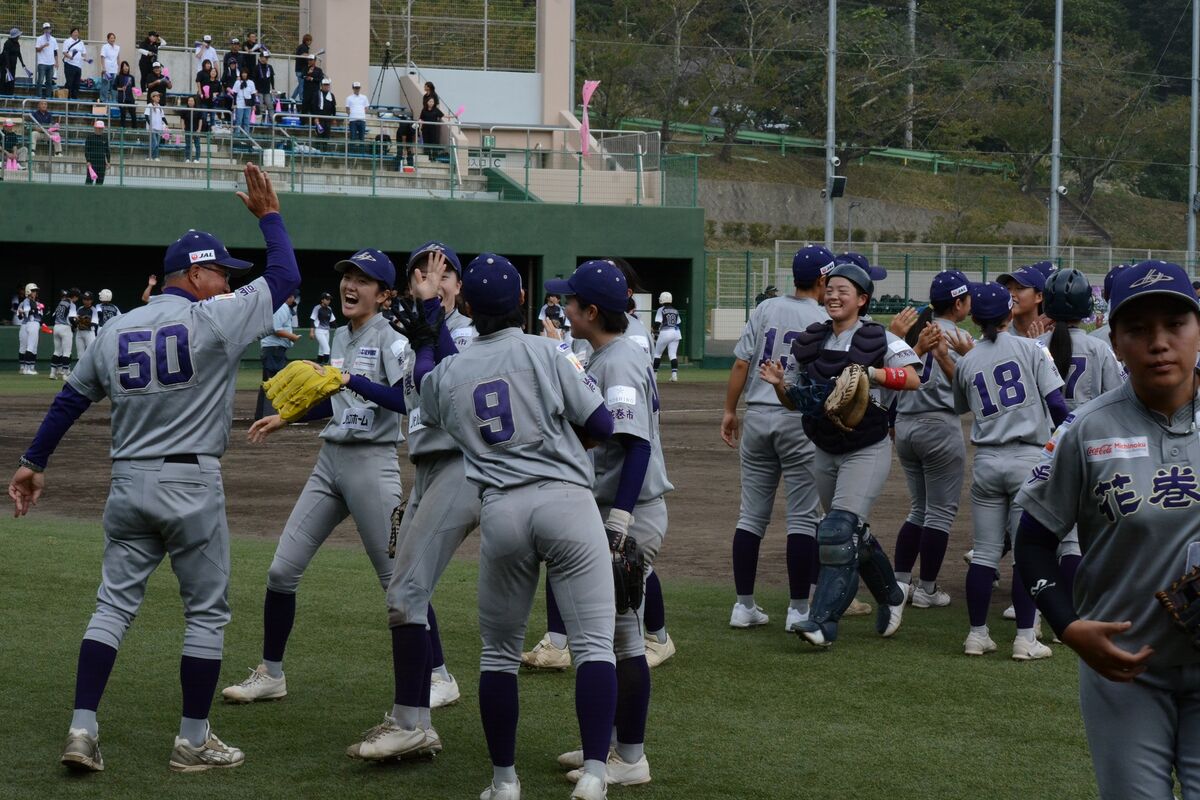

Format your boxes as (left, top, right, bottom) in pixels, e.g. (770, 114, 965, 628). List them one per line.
(929, 270, 973, 303)
(792, 245, 835, 283)
(406, 241, 462, 275)
(1028, 260, 1057, 280)
(545, 260, 628, 313)
(464, 253, 522, 314)
(836, 252, 887, 281)
(1102, 264, 1131, 301)
(335, 248, 396, 288)
(970, 282, 1014, 320)
(164, 230, 254, 274)
(1109, 261, 1200, 325)
(996, 266, 1046, 292)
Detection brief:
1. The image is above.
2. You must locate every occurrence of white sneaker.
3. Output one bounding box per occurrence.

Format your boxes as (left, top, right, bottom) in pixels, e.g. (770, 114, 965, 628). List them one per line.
(571, 771, 608, 799)
(430, 672, 460, 708)
(643, 635, 676, 668)
(844, 597, 872, 616)
(784, 607, 808, 632)
(1002, 605, 1016, 620)
(567, 752, 651, 786)
(729, 602, 769, 628)
(557, 747, 617, 770)
(520, 634, 571, 670)
(221, 664, 287, 703)
(169, 727, 244, 772)
(1012, 636, 1053, 661)
(911, 585, 951, 608)
(962, 549, 974, 565)
(480, 778, 522, 800)
(964, 629, 997, 656)
(61, 728, 104, 772)
(878, 584, 906, 637)
(669, 372, 678, 383)
(345, 714, 429, 760)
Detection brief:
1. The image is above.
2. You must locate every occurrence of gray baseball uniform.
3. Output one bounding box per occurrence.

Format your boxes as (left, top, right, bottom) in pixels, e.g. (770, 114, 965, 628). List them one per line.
(17, 297, 44, 359)
(572, 312, 651, 367)
(419, 330, 615, 673)
(265, 313, 407, 596)
(894, 317, 966, 532)
(74, 305, 98, 358)
(732, 295, 827, 538)
(953, 331, 1063, 569)
(53, 297, 76, 360)
(1017, 381, 1200, 800)
(66, 278, 276, 659)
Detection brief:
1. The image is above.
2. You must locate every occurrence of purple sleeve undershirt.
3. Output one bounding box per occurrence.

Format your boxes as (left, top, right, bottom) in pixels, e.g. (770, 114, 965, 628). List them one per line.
(298, 398, 333, 422)
(23, 384, 93, 469)
(259, 212, 301, 308)
(1014, 510, 1078, 637)
(1044, 388, 1069, 427)
(423, 298, 458, 361)
(611, 434, 651, 514)
(584, 404, 614, 442)
(346, 374, 407, 414)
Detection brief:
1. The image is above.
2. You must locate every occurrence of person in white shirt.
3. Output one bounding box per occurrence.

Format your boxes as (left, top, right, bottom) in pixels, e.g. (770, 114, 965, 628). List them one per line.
(194, 35, 218, 74)
(346, 81, 369, 141)
(145, 92, 166, 160)
(62, 27, 88, 99)
(99, 33, 120, 104)
(232, 69, 257, 137)
(35, 22, 57, 98)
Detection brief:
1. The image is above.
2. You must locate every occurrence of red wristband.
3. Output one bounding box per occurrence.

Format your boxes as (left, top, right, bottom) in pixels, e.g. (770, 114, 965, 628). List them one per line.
(880, 367, 908, 390)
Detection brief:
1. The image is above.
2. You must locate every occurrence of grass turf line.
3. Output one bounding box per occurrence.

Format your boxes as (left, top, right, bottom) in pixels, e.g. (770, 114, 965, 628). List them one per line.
(2, 518, 1097, 799)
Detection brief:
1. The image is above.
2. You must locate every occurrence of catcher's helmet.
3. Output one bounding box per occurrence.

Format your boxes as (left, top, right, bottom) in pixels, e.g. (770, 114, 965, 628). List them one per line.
(98, 289, 113, 302)
(1043, 268, 1093, 322)
(826, 263, 873, 300)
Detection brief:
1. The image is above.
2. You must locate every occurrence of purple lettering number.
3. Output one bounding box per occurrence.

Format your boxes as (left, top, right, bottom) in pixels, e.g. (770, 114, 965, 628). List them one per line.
(156, 323, 195, 386)
(1064, 356, 1086, 400)
(760, 327, 777, 365)
(473, 379, 515, 445)
(646, 366, 661, 412)
(117, 324, 195, 390)
(972, 360, 1026, 416)
(919, 352, 934, 384)
(117, 330, 153, 390)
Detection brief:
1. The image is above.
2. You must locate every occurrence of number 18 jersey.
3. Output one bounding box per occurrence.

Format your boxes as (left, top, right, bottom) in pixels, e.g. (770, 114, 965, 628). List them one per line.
(951, 330, 1063, 447)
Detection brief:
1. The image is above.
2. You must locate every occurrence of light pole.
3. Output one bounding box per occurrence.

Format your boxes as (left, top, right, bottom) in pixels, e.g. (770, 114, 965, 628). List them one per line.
(848, 201, 862, 245)
(824, 0, 838, 248)
(1048, 0, 1063, 258)
(1189, 0, 1199, 272)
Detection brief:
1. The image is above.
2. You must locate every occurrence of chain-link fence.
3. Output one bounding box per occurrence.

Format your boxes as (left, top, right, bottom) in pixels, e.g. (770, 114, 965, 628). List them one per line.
(369, 0, 536, 71)
(660, 154, 698, 208)
(136, 0, 301, 56)
(2, 1, 89, 35)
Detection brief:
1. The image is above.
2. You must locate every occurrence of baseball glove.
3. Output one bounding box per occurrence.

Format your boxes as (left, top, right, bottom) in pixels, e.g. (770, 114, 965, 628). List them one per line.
(1156, 566, 1200, 650)
(263, 360, 344, 423)
(391, 302, 443, 351)
(387, 501, 407, 558)
(824, 363, 870, 432)
(605, 510, 645, 615)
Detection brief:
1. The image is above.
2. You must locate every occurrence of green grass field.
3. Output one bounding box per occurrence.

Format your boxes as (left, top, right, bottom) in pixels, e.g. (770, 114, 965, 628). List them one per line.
(1, 517, 1098, 800)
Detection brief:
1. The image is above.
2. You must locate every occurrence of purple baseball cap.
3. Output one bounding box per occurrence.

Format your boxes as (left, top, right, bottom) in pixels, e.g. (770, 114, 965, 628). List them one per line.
(970, 282, 1014, 320)
(406, 241, 462, 275)
(1102, 263, 1131, 301)
(163, 230, 254, 274)
(464, 253, 523, 314)
(929, 270, 974, 303)
(544, 260, 628, 313)
(1108, 261, 1199, 325)
(335, 248, 396, 288)
(996, 266, 1046, 292)
(836, 251, 887, 281)
(792, 245, 835, 283)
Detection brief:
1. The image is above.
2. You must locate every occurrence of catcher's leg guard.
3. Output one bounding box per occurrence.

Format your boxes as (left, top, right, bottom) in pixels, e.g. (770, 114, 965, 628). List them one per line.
(858, 527, 905, 608)
(805, 510, 862, 637)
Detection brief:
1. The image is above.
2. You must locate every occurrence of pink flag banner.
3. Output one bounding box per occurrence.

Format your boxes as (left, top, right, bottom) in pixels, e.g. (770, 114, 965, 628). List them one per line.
(87, 163, 98, 181)
(456, 105, 466, 119)
(580, 80, 600, 157)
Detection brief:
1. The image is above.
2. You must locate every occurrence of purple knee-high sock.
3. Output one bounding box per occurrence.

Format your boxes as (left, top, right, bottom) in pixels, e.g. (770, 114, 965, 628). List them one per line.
(965, 564, 995, 628)
(918, 527, 950, 583)
(1059, 554, 1081, 601)
(643, 572, 665, 633)
(479, 671, 519, 767)
(545, 580, 567, 636)
(1011, 567, 1038, 629)
(732, 529, 761, 596)
(391, 624, 429, 707)
(74, 639, 118, 711)
(180, 655, 221, 721)
(262, 588, 296, 663)
(427, 603, 446, 668)
(786, 533, 817, 601)
(420, 632, 434, 711)
(893, 521, 923, 574)
(575, 661, 618, 763)
(614, 656, 650, 745)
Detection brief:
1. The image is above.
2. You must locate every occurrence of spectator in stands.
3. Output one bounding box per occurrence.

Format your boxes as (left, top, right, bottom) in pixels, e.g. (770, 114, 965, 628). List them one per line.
(292, 34, 312, 101)
(114, 61, 136, 128)
(2, 119, 28, 170)
(392, 108, 417, 170)
(222, 39, 242, 87)
(2, 28, 27, 96)
(254, 51, 275, 117)
(84, 120, 109, 184)
(240, 32, 261, 76)
(346, 81, 368, 141)
(35, 22, 58, 99)
(144, 91, 165, 160)
(145, 61, 172, 102)
(232, 70, 256, 136)
(62, 27, 87, 100)
(419, 95, 444, 157)
(179, 94, 207, 163)
(423, 81, 439, 107)
(99, 32, 119, 104)
(301, 57, 324, 114)
(136, 30, 160, 91)
(30, 99, 62, 157)
(312, 77, 335, 138)
(194, 34, 217, 73)
(195, 58, 213, 88)
(198, 64, 221, 126)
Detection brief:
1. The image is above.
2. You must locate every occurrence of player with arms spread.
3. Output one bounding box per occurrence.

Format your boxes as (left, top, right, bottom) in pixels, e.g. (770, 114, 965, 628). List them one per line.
(7, 164, 300, 774)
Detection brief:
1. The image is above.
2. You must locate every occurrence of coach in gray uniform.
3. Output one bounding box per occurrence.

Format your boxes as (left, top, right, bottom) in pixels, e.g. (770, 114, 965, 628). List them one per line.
(8, 165, 299, 774)
(721, 245, 829, 632)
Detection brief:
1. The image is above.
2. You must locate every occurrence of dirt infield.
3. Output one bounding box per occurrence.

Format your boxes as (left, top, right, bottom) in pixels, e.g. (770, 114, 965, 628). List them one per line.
(0, 379, 983, 597)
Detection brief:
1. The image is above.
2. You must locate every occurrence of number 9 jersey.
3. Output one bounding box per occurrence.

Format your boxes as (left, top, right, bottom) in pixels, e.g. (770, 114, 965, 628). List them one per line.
(952, 330, 1064, 447)
(67, 278, 275, 459)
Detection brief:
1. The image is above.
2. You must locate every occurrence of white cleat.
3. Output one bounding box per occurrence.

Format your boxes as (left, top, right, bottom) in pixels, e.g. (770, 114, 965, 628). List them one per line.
(878, 584, 906, 638)
(784, 607, 809, 632)
(168, 728, 244, 772)
(480, 779, 522, 800)
(1013, 637, 1053, 662)
(345, 715, 431, 760)
(669, 372, 678, 383)
(964, 629, 998, 656)
(844, 597, 872, 616)
(911, 585, 951, 608)
(430, 671, 460, 708)
(643, 635, 676, 668)
(729, 602, 769, 628)
(61, 728, 104, 772)
(221, 664, 287, 703)
(571, 771, 608, 799)
(520, 634, 572, 670)
(567, 752, 651, 787)
(1002, 605, 1016, 620)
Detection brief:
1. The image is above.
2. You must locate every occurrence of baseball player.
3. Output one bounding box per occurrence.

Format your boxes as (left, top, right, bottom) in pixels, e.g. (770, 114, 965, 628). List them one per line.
(95, 289, 122, 329)
(541, 261, 672, 787)
(761, 261, 921, 647)
(891, 270, 976, 607)
(997, 265, 1047, 338)
(651, 292, 682, 382)
(415, 253, 618, 800)
(950, 281, 1068, 660)
(345, 242, 485, 762)
(50, 286, 79, 380)
(567, 258, 653, 365)
(721, 246, 833, 633)
(7, 164, 299, 773)
(73, 290, 99, 359)
(221, 247, 408, 707)
(1015, 260, 1200, 799)
(308, 291, 336, 364)
(16, 283, 44, 375)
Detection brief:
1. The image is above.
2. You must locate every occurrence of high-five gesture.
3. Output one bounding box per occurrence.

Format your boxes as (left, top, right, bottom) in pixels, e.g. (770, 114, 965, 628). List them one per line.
(236, 163, 281, 219)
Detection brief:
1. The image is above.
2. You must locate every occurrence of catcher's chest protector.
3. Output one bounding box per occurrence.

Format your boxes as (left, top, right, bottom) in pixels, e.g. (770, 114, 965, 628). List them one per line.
(792, 320, 890, 454)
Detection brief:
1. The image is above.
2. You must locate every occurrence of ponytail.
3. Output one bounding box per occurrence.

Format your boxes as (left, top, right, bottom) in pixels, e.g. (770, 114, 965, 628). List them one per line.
(905, 306, 935, 348)
(1048, 322, 1073, 380)
(975, 315, 1005, 342)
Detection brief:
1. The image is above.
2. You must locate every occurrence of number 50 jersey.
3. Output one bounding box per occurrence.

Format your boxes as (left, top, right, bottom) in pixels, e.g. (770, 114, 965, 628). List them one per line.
(419, 329, 606, 492)
(67, 279, 275, 459)
(952, 330, 1064, 447)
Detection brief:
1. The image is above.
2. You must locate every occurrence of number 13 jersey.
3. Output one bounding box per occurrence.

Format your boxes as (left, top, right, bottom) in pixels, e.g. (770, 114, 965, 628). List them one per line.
(952, 330, 1064, 447)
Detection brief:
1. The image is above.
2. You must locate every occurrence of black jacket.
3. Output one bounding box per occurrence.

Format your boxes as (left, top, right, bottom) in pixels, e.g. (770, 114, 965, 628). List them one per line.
(1, 37, 25, 75)
(253, 63, 274, 95)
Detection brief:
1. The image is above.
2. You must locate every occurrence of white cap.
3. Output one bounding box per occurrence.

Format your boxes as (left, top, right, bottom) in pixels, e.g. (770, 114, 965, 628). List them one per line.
(152, 61, 161, 67)
(231, 37, 240, 43)
(321, 77, 331, 84)
(41, 22, 51, 28)
(25, 283, 38, 293)
(98, 289, 113, 302)
(94, 120, 105, 128)
(659, 291, 673, 304)
(203, 34, 212, 41)
(352, 81, 361, 88)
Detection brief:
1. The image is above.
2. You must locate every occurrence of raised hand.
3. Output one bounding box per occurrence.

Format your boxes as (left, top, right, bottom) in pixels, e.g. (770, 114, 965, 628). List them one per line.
(236, 163, 281, 218)
(412, 251, 447, 302)
(889, 306, 919, 338)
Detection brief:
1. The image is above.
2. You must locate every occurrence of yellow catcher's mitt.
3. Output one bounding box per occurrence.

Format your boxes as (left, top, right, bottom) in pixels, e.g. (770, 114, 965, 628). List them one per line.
(824, 363, 870, 432)
(263, 361, 344, 423)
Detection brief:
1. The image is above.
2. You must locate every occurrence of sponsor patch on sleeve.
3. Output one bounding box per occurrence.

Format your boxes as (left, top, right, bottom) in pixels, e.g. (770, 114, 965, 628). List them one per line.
(1041, 413, 1075, 457)
(559, 342, 586, 373)
(606, 385, 637, 407)
(1084, 436, 1149, 462)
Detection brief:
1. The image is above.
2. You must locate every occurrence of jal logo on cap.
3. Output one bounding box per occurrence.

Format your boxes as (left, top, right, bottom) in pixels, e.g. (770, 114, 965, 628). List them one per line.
(950, 284, 968, 297)
(189, 249, 216, 263)
(354, 251, 377, 262)
(1130, 269, 1173, 289)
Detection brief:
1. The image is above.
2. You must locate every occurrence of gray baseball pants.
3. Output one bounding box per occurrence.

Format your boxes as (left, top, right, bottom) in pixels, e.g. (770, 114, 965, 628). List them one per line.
(600, 498, 667, 661)
(814, 437, 893, 520)
(969, 444, 1043, 570)
(894, 411, 965, 532)
(736, 407, 820, 538)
